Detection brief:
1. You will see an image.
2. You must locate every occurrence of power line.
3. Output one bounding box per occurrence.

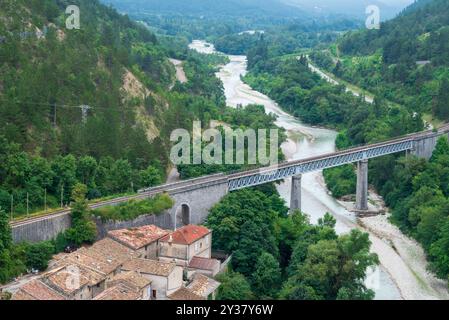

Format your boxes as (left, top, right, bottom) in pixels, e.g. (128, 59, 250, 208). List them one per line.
(2, 99, 134, 113)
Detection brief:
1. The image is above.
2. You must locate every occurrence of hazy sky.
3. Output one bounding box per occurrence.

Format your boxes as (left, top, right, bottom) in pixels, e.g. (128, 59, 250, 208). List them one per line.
(282, 0, 415, 18)
(295, 0, 414, 5)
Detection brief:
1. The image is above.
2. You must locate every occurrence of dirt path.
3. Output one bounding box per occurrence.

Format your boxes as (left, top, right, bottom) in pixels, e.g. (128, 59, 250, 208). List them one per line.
(169, 58, 187, 89)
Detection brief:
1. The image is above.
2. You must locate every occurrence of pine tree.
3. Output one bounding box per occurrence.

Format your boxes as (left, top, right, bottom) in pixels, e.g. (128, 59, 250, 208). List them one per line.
(251, 252, 282, 299)
(0, 207, 11, 252)
(65, 184, 97, 246)
(434, 78, 449, 120)
(431, 136, 449, 163)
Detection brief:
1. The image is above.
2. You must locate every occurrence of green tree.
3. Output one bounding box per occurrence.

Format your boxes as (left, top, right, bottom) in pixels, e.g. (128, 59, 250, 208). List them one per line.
(52, 155, 78, 205)
(0, 207, 23, 284)
(429, 218, 449, 279)
(282, 229, 377, 300)
(431, 136, 449, 163)
(65, 184, 97, 246)
(216, 271, 254, 300)
(0, 207, 12, 252)
(111, 160, 133, 193)
(139, 165, 163, 188)
(232, 219, 278, 277)
(434, 78, 449, 120)
(251, 252, 282, 299)
(77, 156, 98, 187)
(24, 242, 55, 271)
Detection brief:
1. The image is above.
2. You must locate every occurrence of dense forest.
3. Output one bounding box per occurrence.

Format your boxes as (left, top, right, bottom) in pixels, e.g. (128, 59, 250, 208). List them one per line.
(0, 0, 287, 285)
(222, 1, 449, 286)
(370, 137, 449, 282)
(207, 185, 378, 300)
(2, 0, 449, 299)
(0, 0, 251, 217)
(305, 0, 449, 284)
(312, 0, 449, 122)
(0, 0, 176, 215)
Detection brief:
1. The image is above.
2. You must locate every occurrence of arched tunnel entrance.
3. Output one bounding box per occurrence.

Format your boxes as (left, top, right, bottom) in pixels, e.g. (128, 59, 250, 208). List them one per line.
(175, 203, 191, 229)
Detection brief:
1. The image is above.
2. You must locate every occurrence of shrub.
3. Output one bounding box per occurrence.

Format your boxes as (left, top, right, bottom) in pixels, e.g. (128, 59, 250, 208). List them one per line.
(91, 194, 174, 222)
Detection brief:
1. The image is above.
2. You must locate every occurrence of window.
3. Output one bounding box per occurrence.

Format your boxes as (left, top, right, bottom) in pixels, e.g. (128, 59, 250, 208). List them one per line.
(152, 290, 157, 299)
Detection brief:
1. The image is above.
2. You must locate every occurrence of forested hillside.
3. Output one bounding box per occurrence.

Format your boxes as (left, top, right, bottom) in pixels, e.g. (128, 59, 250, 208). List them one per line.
(0, 0, 230, 216)
(304, 0, 449, 284)
(313, 0, 449, 121)
(207, 186, 378, 300)
(102, 0, 306, 18)
(0, 0, 177, 214)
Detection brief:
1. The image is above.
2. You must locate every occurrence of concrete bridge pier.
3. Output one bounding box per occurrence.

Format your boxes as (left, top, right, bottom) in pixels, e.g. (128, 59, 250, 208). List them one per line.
(412, 136, 439, 160)
(290, 174, 302, 213)
(356, 159, 369, 211)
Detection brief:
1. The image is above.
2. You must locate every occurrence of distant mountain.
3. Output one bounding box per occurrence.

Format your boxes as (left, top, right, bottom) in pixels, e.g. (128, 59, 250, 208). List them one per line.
(101, 0, 307, 18)
(339, 0, 449, 64)
(282, 0, 415, 20)
(0, 0, 175, 170)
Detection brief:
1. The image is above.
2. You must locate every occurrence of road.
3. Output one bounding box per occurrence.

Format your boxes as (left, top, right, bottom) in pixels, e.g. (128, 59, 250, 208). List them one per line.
(306, 56, 374, 104)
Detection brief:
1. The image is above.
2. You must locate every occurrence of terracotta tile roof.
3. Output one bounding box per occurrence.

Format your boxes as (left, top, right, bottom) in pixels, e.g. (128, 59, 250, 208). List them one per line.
(188, 256, 220, 271)
(93, 284, 141, 300)
(187, 274, 221, 298)
(12, 280, 67, 300)
(108, 225, 169, 250)
(58, 239, 135, 276)
(108, 271, 151, 290)
(43, 266, 92, 295)
(122, 258, 177, 277)
(168, 287, 204, 301)
(89, 238, 137, 262)
(160, 225, 211, 245)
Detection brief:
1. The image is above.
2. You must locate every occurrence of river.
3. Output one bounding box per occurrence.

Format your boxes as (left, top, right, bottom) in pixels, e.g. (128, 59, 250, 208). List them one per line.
(189, 40, 402, 300)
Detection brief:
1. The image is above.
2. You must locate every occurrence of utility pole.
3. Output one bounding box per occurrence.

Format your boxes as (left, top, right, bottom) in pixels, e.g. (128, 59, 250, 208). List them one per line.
(80, 105, 91, 124)
(44, 188, 47, 212)
(60, 185, 64, 208)
(53, 104, 57, 127)
(10, 195, 13, 220)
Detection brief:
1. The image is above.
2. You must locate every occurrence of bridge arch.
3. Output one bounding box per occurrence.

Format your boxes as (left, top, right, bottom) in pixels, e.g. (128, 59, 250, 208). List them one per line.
(175, 203, 191, 229)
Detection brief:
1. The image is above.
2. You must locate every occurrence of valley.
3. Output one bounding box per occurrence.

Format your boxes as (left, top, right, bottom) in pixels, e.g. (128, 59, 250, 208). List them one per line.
(1, 0, 449, 303)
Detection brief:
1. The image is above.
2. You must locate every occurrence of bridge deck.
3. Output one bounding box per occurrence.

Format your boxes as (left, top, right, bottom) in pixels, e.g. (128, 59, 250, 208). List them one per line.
(11, 125, 449, 227)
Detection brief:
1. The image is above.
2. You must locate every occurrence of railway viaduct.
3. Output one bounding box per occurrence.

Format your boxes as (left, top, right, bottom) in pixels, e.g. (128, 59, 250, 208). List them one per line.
(11, 125, 449, 243)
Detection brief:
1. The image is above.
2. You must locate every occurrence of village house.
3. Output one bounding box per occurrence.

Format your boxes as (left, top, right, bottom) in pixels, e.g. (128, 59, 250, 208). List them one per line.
(159, 225, 214, 266)
(40, 264, 103, 300)
(10, 224, 223, 301)
(187, 256, 221, 278)
(38, 237, 136, 299)
(186, 273, 221, 300)
(71, 238, 135, 276)
(168, 287, 204, 300)
(106, 271, 152, 300)
(121, 258, 183, 300)
(108, 225, 169, 259)
(93, 283, 142, 300)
